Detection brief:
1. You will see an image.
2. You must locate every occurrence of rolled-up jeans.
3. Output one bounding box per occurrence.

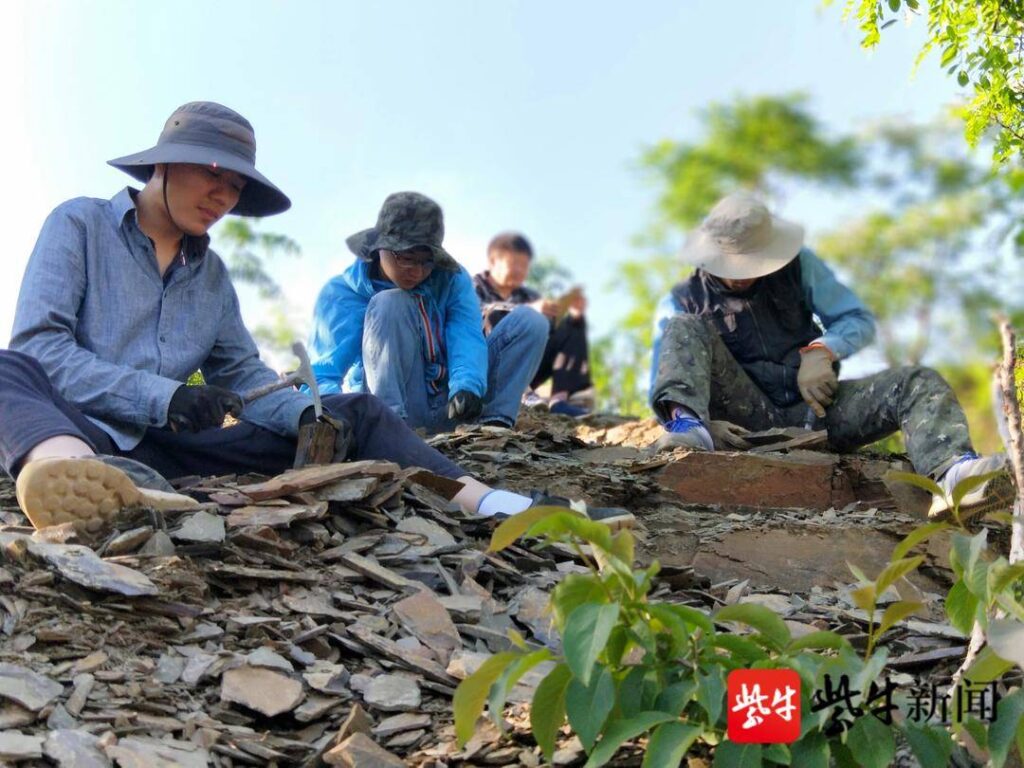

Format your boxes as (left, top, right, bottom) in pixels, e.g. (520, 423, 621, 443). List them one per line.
(362, 290, 549, 432)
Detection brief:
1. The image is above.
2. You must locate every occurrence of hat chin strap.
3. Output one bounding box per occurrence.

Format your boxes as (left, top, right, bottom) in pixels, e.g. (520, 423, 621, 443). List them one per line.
(161, 166, 188, 265)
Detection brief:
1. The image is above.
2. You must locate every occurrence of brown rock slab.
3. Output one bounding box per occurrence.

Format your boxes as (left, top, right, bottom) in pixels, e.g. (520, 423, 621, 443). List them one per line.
(395, 516, 457, 548)
(336, 553, 416, 591)
(105, 736, 209, 768)
(314, 476, 380, 502)
(27, 542, 158, 596)
(137, 531, 176, 556)
(105, 527, 154, 556)
(227, 503, 327, 528)
(246, 647, 294, 672)
(234, 461, 399, 502)
(392, 589, 461, 665)
(373, 712, 432, 738)
(43, 729, 110, 768)
(65, 673, 95, 716)
(282, 590, 347, 618)
(220, 666, 304, 716)
(336, 703, 374, 742)
(324, 732, 405, 768)
(0, 663, 64, 711)
(362, 674, 421, 712)
(171, 511, 225, 544)
(0, 702, 35, 729)
(0, 730, 44, 761)
(295, 694, 345, 723)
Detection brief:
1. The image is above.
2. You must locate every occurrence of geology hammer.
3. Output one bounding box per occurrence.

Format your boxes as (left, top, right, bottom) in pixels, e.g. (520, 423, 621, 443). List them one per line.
(242, 341, 323, 420)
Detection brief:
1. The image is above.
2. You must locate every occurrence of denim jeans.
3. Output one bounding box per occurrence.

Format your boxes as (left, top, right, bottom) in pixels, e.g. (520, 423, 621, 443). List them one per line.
(363, 290, 549, 432)
(0, 349, 465, 481)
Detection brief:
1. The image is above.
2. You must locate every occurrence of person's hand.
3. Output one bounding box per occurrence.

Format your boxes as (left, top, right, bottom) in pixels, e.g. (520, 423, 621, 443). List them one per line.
(300, 408, 354, 462)
(797, 346, 838, 418)
(709, 420, 751, 450)
(528, 298, 559, 319)
(167, 385, 243, 432)
(447, 390, 483, 422)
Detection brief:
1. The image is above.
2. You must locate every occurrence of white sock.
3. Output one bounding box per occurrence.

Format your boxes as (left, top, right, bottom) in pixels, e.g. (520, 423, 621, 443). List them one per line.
(476, 490, 534, 517)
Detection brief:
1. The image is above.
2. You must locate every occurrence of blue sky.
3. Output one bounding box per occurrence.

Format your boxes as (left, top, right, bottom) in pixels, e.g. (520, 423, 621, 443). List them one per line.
(0, 0, 961, 367)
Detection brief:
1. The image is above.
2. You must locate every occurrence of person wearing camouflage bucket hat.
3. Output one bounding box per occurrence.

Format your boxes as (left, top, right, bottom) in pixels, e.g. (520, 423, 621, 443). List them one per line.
(648, 192, 1014, 522)
(308, 192, 551, 433)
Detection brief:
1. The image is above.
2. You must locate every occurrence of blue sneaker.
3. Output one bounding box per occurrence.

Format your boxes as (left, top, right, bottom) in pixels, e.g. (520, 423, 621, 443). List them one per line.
(655, 412, 714, 452)
(549, 400, 590, 418)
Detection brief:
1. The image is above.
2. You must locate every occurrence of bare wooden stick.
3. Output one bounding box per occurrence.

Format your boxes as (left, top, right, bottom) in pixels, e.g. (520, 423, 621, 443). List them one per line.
(998, 317, 1024, 565)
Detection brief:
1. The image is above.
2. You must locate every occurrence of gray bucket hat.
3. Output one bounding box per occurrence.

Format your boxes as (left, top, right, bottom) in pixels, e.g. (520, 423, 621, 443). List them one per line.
(680, 192, 804, 280)
(108, 101, 290, 217)
(346, 192, 459, 271)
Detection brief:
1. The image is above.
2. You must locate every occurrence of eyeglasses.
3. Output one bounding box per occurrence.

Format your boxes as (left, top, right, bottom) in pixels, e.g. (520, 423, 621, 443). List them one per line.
(387, 249, 435, 271)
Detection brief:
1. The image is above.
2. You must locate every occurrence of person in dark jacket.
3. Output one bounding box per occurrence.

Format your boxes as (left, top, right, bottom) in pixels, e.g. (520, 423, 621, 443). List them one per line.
(650, 192, 1013, 519)
(473, 232, 593, 416)
(308, 194, 550, 433)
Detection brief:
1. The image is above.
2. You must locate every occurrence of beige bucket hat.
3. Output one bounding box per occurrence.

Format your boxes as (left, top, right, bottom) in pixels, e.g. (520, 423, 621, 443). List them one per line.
(680, 192, 805, 280)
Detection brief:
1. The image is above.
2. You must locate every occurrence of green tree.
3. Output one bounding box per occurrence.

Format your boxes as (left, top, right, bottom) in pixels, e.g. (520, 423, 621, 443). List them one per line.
(830, 0, 1024, 162)
(817, 120, 1024, 369)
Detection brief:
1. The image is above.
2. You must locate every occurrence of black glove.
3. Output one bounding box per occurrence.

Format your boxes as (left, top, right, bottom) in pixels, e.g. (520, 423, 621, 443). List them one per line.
(447, 390, 483, 423)
(167, 385, 243, 432)
(299, 408, 354, 462)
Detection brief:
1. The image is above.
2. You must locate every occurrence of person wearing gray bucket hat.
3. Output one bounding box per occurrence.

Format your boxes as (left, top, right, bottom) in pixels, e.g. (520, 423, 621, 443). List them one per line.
(648, 192, 1014, 521)
(0, 104, 633, 533)
(308, 192, 551, 433)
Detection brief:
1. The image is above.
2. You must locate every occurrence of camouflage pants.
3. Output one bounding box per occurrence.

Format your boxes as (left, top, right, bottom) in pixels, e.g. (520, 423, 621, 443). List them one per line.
(651, 315, 974, 478)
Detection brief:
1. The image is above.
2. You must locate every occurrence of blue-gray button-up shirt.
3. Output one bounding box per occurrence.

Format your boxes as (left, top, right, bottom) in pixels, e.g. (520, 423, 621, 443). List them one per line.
(10, 188, 309, 449)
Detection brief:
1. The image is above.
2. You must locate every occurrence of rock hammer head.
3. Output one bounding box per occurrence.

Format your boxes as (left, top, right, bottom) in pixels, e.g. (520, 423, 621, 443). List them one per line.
(291, 342, 322, 420)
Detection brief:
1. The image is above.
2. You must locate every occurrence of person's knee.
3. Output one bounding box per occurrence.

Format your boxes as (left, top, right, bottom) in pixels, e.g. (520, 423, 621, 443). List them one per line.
(900, 365, 947, 391)
(0, 350, 47, 382)
(508, 305, 551, 344)
(367, 289, 416, 315)
(325, 392, 391, 427)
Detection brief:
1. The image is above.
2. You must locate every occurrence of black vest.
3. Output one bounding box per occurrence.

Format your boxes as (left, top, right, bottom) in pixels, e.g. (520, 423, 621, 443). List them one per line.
(670, 255, 821, 407)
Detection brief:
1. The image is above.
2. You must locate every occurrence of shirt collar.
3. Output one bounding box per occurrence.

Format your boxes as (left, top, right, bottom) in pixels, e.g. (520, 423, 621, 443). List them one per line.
(111, 186, 211, 261)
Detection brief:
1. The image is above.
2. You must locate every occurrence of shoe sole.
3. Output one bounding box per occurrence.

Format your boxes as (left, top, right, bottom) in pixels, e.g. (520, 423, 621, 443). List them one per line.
(928, 470, 1016, 523)
(16, 458, 198, 533)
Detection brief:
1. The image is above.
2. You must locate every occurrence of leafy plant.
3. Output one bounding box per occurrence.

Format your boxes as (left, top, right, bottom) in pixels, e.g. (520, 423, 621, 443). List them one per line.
(454, 466, 1024, 766)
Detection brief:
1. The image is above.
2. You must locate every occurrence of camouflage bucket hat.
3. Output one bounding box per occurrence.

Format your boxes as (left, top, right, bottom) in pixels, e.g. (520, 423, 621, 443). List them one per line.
(346, 191, 459, 271)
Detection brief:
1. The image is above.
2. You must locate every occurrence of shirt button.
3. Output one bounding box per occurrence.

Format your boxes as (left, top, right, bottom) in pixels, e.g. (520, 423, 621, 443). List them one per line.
(159, 335, 167, 342)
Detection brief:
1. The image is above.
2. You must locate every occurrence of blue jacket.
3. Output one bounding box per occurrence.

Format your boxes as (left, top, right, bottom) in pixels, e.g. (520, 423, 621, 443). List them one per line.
(309, 259, 488, 397)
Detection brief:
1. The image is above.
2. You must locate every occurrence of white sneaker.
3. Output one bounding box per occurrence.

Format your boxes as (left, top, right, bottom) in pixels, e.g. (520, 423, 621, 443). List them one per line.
(929, 453, 1015, 520)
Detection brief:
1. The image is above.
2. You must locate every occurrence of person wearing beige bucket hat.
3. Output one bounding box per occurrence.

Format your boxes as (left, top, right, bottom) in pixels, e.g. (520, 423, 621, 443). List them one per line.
(0, 103, 634, 532)
(649, 192, 1014, 520)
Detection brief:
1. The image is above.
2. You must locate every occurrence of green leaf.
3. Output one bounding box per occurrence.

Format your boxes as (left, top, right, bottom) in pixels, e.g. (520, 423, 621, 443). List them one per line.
(851, 584, 877, 613)
(487, 649, 552, 730)
(531, 663, 572, 763)
(877, 600, 924, 636)
(876, 555, 924, 594)
(884, 470, 943, 498)
(527, 512, 614, 553)
(989, 619, 1024, 670)
(958, 70, 969, 87)
(951, 530, 989, 599)
(453, 650, 520, 747)
(609, 530, 635, 565)
(563, 603, 620, 686)
(846, 715, 895, 768)
(901, 720, 953, 767)
(642, 722, 702, 768)
(551, 573, 606, 628)
(789, 731, 829, 768)
(653, 678, 697, 716)
(946, 579, 981, 635)
(887, 0, 900, 12)
(892, 521, 950, 560)
(713, 741, 763, 767)
(488, 505, 569, 552)
(763, 743, 789, 765)
(847, 561, 869, 583)
(648, 604, 696, 655)
(965, 645, 1014, 683)
(991, 562, 1024, 596)
(696, 665, 726, 725)
(617, 666, 651, 719)
(566, 665, 615, 751)
(715, 603, 791, 651)
(584, 711, 677, 768)
(786, 630, 851, 652)
(713, 634, 769, 663)
(657, 602, 715, 634)
(951, 470, 1004, 512)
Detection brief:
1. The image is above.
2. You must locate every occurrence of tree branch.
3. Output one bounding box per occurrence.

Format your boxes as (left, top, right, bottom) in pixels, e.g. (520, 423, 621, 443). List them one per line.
(998, 316, 1024, 564)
